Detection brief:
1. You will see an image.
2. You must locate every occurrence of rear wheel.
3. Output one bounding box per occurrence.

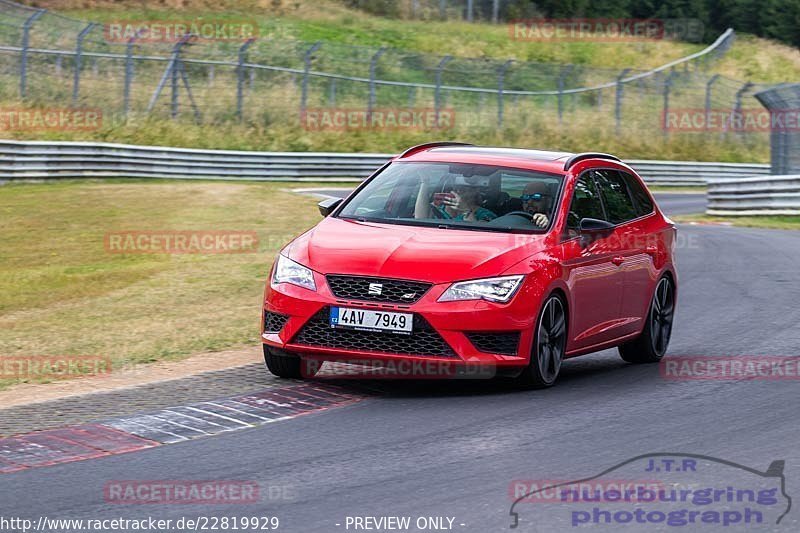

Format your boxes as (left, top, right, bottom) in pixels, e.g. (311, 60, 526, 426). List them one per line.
(263, 345, 307, 379)
(515, 294, 567, 389)
(619, 276, 675, 363)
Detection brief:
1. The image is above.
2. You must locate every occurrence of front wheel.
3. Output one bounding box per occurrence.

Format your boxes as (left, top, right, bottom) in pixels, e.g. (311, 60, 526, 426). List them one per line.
(619, 276, 675, 363)
(515, 294, 567, 389)
(263, 345, 308, 379)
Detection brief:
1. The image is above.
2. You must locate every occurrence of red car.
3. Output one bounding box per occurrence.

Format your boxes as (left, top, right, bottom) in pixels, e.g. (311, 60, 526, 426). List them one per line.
(262, 143, 677, 388)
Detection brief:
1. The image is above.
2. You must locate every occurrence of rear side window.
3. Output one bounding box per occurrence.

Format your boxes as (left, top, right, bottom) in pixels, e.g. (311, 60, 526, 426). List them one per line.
(621, 171, 655, 216)
(593, 170, 638, 224)
(566, 174, 605, 236)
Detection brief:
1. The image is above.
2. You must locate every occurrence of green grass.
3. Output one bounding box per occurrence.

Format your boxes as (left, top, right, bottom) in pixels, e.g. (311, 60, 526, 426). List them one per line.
(674, 214, 800, 230)
(6, 1, 800, 161)
(0, 179, 346, 389)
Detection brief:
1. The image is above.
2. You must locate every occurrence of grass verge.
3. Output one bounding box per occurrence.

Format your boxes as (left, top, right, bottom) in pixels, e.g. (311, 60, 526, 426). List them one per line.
(674, 214, 800, 230)
(0, 179, 345, 390)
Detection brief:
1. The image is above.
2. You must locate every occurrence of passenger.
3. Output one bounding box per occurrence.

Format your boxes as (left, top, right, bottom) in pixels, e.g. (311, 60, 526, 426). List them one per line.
(435, 184, 496, 222)
(520, 182, 552, 228)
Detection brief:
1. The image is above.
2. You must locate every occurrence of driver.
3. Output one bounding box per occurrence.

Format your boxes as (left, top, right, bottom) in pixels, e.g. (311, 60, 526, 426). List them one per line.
(520, 182, 551, 228)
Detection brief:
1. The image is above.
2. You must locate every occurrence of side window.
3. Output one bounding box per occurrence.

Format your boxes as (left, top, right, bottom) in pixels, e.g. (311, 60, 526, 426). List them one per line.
(621, 171, 654, 216)
(594, 170, 638, 224)
(565, 174, 605, 237)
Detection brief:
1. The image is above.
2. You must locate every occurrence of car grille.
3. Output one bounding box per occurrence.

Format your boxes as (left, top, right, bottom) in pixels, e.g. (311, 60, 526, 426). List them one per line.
(326, 275, 432, 304)
(291, 307, 456, 358)
(466, 332, 521, 356)
(264, 311, 290, 333)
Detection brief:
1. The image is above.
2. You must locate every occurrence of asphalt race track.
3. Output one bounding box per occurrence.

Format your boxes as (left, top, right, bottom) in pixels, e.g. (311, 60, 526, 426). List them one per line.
(3, 193, 800, 532)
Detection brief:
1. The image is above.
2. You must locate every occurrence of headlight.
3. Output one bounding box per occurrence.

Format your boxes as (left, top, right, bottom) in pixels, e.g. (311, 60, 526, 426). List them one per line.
(272, 254, 316, 291)
(438, 275, 524, 303)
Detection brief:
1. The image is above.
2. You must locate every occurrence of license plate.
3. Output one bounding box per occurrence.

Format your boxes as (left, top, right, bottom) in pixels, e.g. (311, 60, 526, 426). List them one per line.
(330, 307, 413, 335)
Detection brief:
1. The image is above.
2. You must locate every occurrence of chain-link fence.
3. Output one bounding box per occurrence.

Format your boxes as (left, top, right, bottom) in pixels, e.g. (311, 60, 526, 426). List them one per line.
(0, 0, 771, 142)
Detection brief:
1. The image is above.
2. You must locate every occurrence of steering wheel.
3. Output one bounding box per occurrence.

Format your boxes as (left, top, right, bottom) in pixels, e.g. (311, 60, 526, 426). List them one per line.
(505, 210, 534, 221)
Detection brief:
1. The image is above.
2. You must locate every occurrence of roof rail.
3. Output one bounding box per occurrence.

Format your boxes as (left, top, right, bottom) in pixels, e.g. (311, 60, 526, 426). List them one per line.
(398, 142, 474, 158)
(563, 152, 621, 171)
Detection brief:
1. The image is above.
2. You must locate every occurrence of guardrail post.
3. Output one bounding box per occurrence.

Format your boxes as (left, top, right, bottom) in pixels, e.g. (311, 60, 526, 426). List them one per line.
(704, 74, 720, 131)
(19, 9, 45, 99)
(557, 65, 573, 124)
(72, 22, 97, 107)
(615, 68, 631, 133)
(435, 55, 452, 127)
(497, 60, 512, 127)
(368, 47, 386, 123)
(661, 71, 679, 137)
(300, 42, 321, 120)
(237, 38, 255, 122)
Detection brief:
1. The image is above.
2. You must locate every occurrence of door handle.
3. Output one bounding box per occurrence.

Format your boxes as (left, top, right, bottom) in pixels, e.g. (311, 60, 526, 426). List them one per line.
(645, 245, 658, 256)
(612, 256, 625, 266)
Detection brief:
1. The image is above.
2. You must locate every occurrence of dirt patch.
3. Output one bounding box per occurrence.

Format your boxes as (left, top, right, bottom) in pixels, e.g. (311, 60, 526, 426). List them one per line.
(0, 346, 261, 409)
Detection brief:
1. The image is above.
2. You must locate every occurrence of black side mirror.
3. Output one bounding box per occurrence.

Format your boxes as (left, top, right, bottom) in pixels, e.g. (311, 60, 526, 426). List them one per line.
(318, 197, 342, 217)
(579, 217, 614, 246)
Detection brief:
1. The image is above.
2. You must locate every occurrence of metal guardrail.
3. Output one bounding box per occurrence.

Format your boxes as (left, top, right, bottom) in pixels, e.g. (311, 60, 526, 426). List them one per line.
(707, 175, 800, 215)
(0, 140, 770, 185)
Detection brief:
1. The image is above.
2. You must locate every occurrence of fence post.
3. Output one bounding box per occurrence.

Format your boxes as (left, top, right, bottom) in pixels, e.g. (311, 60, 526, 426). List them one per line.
(123, 34, 139, 119)
(300, 41, 322, 120)
(439, 0, 446, 20)
(236, 38, 255, 122)
(408, 87, 416, 109)
(497, 60, 512, 127)
(19, 9, 45, 100)
(466, 0, 474, 22)
(368, 47, 386, 123)
(492, 0, 500, 23)
(704, 74, 720, 131)
(72, 22, 96, 107)
(732, 81, 753, 135)
(557, 65, 573, 124)
(146, 34, 192, 117)
(328, 79, 337, 106)
(662, 71, 678, 136)
(435, 55, 452, 127)
(615, 68, 631, 133)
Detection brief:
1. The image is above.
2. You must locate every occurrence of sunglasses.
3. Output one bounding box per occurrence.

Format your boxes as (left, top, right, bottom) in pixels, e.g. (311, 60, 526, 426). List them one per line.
(521, 193, 547, 201)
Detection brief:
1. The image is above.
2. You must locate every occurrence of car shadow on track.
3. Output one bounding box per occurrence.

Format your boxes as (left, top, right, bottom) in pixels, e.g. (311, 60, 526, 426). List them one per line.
(310, 352, 662, 399)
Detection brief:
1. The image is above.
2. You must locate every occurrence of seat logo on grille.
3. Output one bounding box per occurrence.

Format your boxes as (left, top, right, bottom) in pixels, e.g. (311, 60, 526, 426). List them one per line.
(368, 283, 383, 295)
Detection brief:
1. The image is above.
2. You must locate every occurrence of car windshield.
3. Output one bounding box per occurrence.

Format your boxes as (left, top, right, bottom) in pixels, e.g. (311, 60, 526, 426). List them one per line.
(337, 161, 563, 233)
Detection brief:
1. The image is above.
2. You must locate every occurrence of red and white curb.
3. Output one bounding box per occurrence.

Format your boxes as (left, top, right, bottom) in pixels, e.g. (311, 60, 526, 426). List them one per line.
(0, 383, 364, 472)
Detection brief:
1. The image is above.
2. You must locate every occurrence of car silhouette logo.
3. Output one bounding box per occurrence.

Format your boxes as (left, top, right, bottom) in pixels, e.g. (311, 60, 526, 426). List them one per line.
(368, 283, 383, 295)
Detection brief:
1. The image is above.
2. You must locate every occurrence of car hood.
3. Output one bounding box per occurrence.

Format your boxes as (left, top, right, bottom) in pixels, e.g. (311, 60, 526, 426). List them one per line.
(285, 217, 547, 284)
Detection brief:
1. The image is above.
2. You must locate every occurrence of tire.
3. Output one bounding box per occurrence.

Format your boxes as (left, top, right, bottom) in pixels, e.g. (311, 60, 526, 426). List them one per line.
(619, 276, 675, 363)
(515, 294, 567, 389)
(263, 345, 306, 379)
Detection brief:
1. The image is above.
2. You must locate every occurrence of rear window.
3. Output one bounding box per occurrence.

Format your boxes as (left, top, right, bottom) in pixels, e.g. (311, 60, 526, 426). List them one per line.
(621, 171, 655, 216)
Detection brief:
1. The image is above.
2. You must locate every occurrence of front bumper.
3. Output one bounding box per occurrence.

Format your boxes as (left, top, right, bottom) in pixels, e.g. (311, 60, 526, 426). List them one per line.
(262, 273, 543, 368)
